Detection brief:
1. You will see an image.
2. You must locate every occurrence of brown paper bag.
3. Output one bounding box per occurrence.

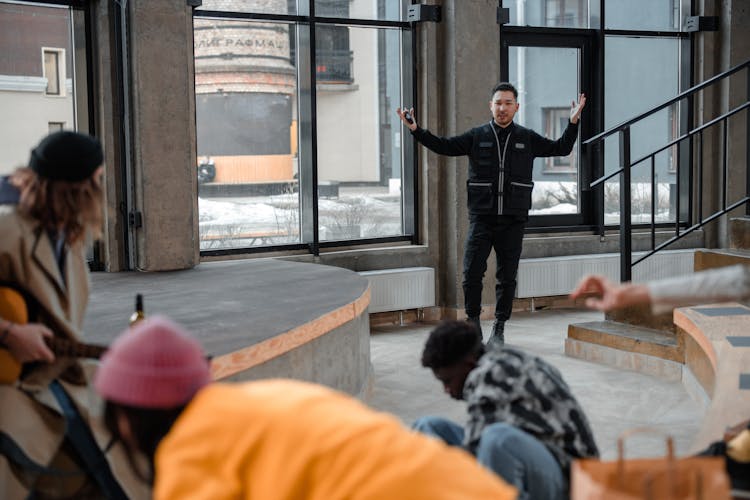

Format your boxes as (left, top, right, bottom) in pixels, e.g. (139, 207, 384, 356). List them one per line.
(571, 429, 731, 500)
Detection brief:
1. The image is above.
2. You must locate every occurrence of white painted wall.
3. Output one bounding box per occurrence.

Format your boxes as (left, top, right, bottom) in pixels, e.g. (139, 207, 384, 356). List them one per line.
(0, 77, 75, 174)
(315, 0, 380, 183)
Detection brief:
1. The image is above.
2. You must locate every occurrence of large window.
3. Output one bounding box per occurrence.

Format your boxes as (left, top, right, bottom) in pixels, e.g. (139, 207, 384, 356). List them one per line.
(604, 0, 683, 31)
(195, 0, 414, 253)
(316, 26, 404, 241)
(0, 2, 87, 175)
(510, 0, 591, 28)
(506, 42, 585, 220)
(194, 16, 300, 249)
(504, 0, 690, 230)
(0, 0, 95, 263)
(544, 0, 588, 27)
(603, 36, 683, 225)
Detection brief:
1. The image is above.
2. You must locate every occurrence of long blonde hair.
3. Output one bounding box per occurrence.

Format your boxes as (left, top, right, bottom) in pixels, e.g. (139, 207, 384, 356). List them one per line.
(10, 167, 104, 245)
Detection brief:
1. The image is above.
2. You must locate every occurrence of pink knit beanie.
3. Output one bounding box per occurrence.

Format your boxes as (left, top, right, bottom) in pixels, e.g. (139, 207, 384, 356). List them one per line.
(94, 316, 212, 408)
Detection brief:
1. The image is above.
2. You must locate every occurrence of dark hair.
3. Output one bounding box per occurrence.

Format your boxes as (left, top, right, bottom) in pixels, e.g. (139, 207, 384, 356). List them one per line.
(103, 401, 186, 484)
(491, 82, 518, 99)
(421, 320, 484, 370)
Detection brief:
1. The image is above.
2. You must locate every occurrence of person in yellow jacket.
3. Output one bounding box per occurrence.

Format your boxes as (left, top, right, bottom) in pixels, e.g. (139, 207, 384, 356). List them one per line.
(94, 316, 518, 500)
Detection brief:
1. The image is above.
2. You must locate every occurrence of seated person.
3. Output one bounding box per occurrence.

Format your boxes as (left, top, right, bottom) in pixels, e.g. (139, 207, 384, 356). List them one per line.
(414, 320, 599, 500)
(94, 316, 518, 500)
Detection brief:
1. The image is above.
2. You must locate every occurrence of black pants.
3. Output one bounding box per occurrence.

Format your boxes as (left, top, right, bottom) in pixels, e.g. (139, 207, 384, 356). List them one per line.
(462, 214, 526, 322)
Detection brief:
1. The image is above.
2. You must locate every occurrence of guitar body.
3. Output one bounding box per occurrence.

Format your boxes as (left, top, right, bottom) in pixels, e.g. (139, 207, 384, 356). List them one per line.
(0, 286, 107, 384)
(0, 286, 28, 384)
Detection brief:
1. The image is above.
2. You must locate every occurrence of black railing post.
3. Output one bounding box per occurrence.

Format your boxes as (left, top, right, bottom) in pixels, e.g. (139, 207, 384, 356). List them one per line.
(620, 127, 632, 282)
(651, 155, 656, 251)
(698, 130, 704, 224)
(747, 65, 750, 215)
(723, 117, 728, 211)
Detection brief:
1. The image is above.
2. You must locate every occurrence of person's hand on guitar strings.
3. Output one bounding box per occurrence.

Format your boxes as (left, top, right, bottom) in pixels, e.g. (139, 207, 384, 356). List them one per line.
(2, 321, 55, 363)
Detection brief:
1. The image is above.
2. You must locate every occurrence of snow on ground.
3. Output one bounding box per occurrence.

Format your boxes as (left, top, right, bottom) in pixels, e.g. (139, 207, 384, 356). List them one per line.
(199, 182, 677, 249)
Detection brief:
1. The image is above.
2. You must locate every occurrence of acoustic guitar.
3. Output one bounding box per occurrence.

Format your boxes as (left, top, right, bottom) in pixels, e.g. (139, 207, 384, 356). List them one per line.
(0, 286, 107, 384)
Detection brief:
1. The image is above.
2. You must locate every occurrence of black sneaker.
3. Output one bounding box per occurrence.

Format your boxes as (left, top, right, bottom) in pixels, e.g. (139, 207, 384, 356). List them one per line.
(467, 316, 483, 341)
(487, 320, 505, 347)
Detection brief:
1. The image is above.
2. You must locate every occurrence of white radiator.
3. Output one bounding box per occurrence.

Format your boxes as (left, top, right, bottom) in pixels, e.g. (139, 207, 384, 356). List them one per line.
(359, 267, 435, 313)
(516, 249, 696, 298)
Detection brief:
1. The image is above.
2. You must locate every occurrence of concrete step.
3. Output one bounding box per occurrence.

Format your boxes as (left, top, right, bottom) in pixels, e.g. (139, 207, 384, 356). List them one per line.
(607, 303, 675, 333)
(566, 321, 685, 380)
(568, 320, 683, 362)
(694, 248, 750, 272)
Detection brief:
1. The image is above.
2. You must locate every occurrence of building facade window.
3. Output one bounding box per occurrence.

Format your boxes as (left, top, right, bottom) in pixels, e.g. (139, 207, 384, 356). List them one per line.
(43, 48, 64, 96)
(544, 0, 587, 27)
(48, 121, 65, 132)
(315, 26, 353, 84)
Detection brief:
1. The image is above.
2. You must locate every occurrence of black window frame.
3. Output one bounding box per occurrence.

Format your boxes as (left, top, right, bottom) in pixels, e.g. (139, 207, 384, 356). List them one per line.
(194, 4, 416, 258)
(499, 0, 693, 235)
(500, 27, 597, 230)
(1, 0, 101, 266)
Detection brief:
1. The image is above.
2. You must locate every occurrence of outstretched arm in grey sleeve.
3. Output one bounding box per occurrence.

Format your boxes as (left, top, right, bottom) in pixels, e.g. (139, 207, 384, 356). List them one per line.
(571, 265, 750, 314)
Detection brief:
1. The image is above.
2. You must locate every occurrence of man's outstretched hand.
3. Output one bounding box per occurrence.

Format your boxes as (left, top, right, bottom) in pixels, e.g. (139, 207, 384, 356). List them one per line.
(570, 94, 586, 124)
(396, 107, 418, 132)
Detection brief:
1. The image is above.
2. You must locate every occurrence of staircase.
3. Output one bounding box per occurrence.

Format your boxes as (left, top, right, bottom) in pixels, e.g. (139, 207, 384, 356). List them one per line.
(566, 217, 750, 382)
(566, 320, 683, 379)
(566, 57, 750, 383)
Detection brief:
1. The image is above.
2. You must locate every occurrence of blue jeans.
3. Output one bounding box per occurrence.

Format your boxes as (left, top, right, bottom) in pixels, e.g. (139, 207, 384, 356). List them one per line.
(413, 416, 566, 500)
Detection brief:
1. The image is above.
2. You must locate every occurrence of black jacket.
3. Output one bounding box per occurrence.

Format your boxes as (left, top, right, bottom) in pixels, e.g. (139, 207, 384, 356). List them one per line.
(412, 120, 579, 216)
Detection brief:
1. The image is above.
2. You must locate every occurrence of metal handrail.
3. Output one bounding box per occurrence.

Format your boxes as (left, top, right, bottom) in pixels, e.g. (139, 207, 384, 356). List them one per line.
(584, 59, 750, 146)
(632, 197, 750, 266)
(585, 58, 750, 282)
(590, 101, 750, 189)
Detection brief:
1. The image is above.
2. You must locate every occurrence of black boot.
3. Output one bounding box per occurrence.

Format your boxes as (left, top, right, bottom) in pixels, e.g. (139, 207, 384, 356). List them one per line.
(487, 320, 504, 347)
(467, 316, 483, 342)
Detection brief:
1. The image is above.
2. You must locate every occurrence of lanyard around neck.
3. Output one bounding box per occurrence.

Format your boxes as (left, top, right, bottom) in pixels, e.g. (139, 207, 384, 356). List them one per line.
(489, 121, 512, 171)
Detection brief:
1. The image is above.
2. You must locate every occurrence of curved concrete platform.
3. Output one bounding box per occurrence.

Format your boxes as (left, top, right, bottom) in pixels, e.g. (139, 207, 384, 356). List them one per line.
(567, 303, 750, 456)
(673, 303, 750, 452)
(82, 259, 372, 396)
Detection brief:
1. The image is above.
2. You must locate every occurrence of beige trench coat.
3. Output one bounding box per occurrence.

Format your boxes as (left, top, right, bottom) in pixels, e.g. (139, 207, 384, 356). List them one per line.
(0, 205, 148, 499)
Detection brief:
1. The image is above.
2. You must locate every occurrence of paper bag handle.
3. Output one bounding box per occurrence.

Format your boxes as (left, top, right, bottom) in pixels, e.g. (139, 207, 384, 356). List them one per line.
(616, 427, 675, 485)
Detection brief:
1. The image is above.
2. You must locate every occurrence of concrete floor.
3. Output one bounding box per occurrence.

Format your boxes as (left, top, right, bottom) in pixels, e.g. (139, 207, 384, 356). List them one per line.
(368, 308, 705, 460)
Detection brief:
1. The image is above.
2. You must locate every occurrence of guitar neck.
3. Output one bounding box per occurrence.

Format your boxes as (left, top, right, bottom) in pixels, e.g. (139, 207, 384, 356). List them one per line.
(45, 337, 107, 359)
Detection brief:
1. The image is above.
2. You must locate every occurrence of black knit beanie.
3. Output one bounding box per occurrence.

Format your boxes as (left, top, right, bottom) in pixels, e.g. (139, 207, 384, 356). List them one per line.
(29, 131, 103, 182)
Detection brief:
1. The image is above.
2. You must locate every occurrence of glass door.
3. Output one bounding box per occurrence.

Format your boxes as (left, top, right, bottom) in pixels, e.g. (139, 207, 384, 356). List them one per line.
(501, 31, 595, 229)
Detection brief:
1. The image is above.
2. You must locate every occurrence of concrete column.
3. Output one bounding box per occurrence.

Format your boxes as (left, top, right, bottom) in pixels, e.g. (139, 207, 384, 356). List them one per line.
(128, 0, 199, 270)
(722, 0, 750, 245)
(419, 0, 500, 318)
(93, 0, 128, 271)
(695, 0, 750, 248)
